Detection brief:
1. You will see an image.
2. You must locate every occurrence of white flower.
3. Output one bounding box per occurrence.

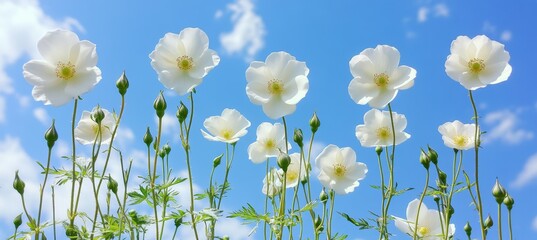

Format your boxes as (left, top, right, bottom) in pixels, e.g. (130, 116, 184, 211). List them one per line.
(149, 28, 220, 95)
(348, 45, 416, 109)
(22, 29, 102, 106)
(445, 35, 511, 90)
(201, 108, 251, 144)
(438, 120, 477, 150)
(75, 107, 116, 145)
(279, 153, 307, 188)
(394, 199, 455, 239)
(245, 51, 309, 119)
(262, 168, 283, 197)
(315, 145, 368, 195)
(247, 122, 290, 164)
(355, 109, 410, 147)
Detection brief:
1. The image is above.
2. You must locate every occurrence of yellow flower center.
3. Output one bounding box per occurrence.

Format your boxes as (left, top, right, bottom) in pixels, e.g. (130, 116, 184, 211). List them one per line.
(287, 171, 298, 183)
(468, 58, 485, 74)
(418, 226, 429, 236)
(268, 79, 284, 95)
(376, 127, 391, 141)
(265, 139, 276, 149)
(56, 61, 76, 80)
(454, 135, 468, 148)
(333, 163, 347, 177)
(176, 56, 194, 71)
(220, 129, 233, 140)
(374, 73, 390, 88)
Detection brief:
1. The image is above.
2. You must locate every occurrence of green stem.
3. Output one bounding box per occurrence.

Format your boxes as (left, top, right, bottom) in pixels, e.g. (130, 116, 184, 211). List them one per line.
(498, 203, 503, 240)
(183, 92, 200, 240)
(52, 186, 57, 240)
(444, 150, 464, 239)
(507, 209, 513, 240)
(282, 117, 289, 153)
(376, 149, 387, 240)
(380, 103, 397, 238)
(69, 99, 78, 227)
(263, 159, 270, 240)
(36, 139, 54, 239)
(413, 169, 430, 239)
(151, 116, 163, 240)
(327, 191, 335, 240)
(278, 171, 288, 240)
(469, 90, 486, 239)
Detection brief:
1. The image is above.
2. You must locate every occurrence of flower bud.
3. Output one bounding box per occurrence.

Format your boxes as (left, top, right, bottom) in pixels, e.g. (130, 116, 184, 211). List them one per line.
(91, 106, 105, 125)
(143, 127, 153, 146)
(433, 195, 440, 203)
(484, 215, 493, 228)
(277, 153, 291, 173)
(176, 102, 188, 123)
(44, 120, 58, 149)
(222, 236, 230, 240)
(153, 91, 167, 118)
(447, 205, 455, 219)
(503, 194, 514, 210)
(158, 148, 166, 159)
(437, 170, 447, 189)
(65, 226, 78, 239)
(163, 143, 171, 155)
(42, 232, 47, 240)
(213, 154, 223, 168)
(320, 189, 328, 203)
(427, 146, 438, 165)
(13, 213, 22, 229)
(13, 171, 25, 195)
(315, 216, 324, 232)
(492, 178, 507, 204)
(116, 71, 129, 96)
(293, 128, 304, 148)
(419, 149, 430, 170)
(375, 146, 383, 155)
(174, 215, 183, 227)
(107, 175, 118, 195)
(310, 112, 320, 133)
(464, 221, 472, 237)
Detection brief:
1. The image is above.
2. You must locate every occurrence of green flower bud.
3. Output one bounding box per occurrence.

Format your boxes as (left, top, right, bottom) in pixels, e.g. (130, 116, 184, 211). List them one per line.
(44, 120, 58, 149)
(222, 236, 230, 240)
(65, 226, 78, 239)
(503, 194, 515, 210)
(427, 146, 438, 165)
(107, 175, 118, 195)
(293, 128, 304, 148)
(447, 205, 455, 219)
(433, 195, 440, 203)
(375, 146, 383, 155)
(301, 177, 308, 185)
(163, 143, 171, 155)
(91, 106, 105, 124)
(158, 148, 166, 159)
(484, 215, 493, 228)
(464, 221, 472, 237)
(13, 171, 25, 195)
(13, 213, 22, 229)
(320, 189, 328, 203)
(277, 153, 291, 173)
(143, 127, 153, 146)
(310, 112, 320, 133)
(437, 170, 447, 189)
(174, 215, 183, 228)
(116, 71, 129, 96)
(419, 149, 430, 170)
(213, 154, 223, 168)
(41, 232, 47, 240)
(315, 216, 323, 232)
(176, 102, 188, 123)
(492, 178, 507, 204)
(153, 91, 167, 118)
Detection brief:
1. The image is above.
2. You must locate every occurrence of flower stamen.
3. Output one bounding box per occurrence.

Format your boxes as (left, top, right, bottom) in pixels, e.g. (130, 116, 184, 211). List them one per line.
(376, 127, 391, 140)
(454, 135, 468, 148)
(374, 73, 390, 88)
(220, 129, 233, 140)
(333, 163, 347, 177)
(265, 139, 276, 149)
(287, 171, 298, 183)
(176, 56, 194, 71)
(468, 58, 485, 74)
(56, 61, 76, 80)
(268, 79, 284, 95)
(418, 226, 429, 236)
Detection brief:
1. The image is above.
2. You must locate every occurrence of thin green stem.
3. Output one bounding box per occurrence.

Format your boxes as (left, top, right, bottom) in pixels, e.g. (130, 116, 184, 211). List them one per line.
(151, 116, 163, 240)
(69, 99, 78, 227)
(413, 169, 430, 239)
(507, 209, 513, 240)
(469, 90, 486, 239)
(183, 91, 200, 240)
(380, 103, 398, 239)
(327, 191, 335, 240)
(497, 203, 503, 240)
(36, 141, 54, 239)
(264, 159, 270, 240)
(282, 117, 289, 153)
(52, 186, 57, 240)
(444, 150, 464, 239)
(278, 171, 288, 240)
(376, 149, 387, 240)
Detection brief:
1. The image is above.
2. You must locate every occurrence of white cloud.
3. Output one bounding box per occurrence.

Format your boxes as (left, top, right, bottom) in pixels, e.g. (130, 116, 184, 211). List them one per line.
(533, 215, 537, 231)
(417, 7, 429, 22)
(512, 153, 537, 188)
(0, 96, 5, 123)
(501, 30, 512, 42)
(482, 109, 534, 145)
(54, 139, 69, 158)
(219, 0, 266, 61)
(215, 9, 224, 19)
(116, 126, 135, 148)
(33, 107, 49, 125)
(433, 3, 449, 17)
(156, 113, 180, 138)
(0, 0, 83, 95)
(482, 21, 497, 33)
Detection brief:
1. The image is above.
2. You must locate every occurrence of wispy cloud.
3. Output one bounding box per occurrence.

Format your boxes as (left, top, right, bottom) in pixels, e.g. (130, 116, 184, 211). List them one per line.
(219, 0, 266, 61)
(482, 21, 513, 42)
(0, 0, 83, 96)
(33, 107, 49, 125)
(416, 3, 449, 23)
(482, 109, 533, 145)
(533, 215, 537, 231)
(0, 96, 5, 123)
(512, 153, 537, 188)
(501, 30, 513, 42)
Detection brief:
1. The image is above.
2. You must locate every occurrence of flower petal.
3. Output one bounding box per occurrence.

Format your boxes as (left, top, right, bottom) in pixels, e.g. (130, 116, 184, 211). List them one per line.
(158, 70, 202, 95)
(72, 41, 98, 68)
(38, 29, 79, 63)
(189, 49, 220, 79)
(32, 84, 72, 106)
(266, 52, 295, 79)
(248, 142, 268, 164)
(282, 75, 308, 105)
(390, 66, 416, 90)
(349, 54, 375, 78)
(179, 28, 209, 60)
(262, 97, 296, 119)
(348, 79, 379, 105)
(64, 67, 101, 97)
(23, 60, 58, 85)
(367, 90, 397, 109)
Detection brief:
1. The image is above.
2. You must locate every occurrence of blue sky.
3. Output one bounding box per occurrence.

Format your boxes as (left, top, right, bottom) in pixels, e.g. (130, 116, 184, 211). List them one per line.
(1, 0, 536, 239)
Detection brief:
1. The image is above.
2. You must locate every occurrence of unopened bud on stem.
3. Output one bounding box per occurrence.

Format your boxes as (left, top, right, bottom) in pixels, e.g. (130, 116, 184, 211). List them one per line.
(13, 171, 25, 195)
(293, 128, 303, 148)
(153, 91, 167, 118)
(143, 127, 153, 146)
(277, 153, 291, 173)
(116, 71, 129, 96)
(45, 120, 58, 149)
(310, 112, 320, 133)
